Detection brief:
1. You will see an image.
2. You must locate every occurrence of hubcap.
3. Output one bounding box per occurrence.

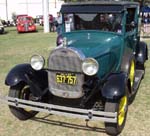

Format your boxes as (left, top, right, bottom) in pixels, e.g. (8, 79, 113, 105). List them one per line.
(129, 60, 135, 87)
(118, 96, 127, 126)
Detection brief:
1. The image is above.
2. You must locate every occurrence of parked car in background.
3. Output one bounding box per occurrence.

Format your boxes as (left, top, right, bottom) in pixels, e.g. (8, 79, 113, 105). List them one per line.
(36, 15, 43, 24)
(17, 16, 36, 33)
(1, 20, 8, 27)
(0, 20, 4, 34)
(39, 16, 43, 26)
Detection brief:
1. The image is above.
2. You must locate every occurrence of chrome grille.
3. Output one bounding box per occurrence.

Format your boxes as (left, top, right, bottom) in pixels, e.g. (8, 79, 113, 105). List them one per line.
(48, 47, 85, 99)
(24, 23, 28, 31)
(49, 48, 82, 72)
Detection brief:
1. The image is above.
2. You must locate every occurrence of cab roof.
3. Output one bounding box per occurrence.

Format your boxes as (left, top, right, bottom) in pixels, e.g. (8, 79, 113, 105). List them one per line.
(61, 1, 139, 13)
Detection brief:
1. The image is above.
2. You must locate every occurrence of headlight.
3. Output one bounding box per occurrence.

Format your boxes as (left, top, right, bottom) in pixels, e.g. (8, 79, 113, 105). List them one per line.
(82, 58, 99, 76)
(30, 55, 45, 70)
(56, 35, 63, 46)
(29, 23, 33, 26)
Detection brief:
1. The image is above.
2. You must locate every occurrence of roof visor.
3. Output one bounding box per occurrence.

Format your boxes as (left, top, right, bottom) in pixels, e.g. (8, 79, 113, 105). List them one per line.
(61, 5, 124, 13)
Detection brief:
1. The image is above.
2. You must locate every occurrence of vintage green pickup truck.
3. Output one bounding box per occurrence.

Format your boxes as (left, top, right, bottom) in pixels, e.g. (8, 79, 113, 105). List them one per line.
(1, 1, 148, 135)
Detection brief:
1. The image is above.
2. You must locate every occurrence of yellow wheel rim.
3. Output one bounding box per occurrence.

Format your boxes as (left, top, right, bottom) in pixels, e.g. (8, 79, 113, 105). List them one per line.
(20, 86, 32, 112)
(118, 96, 127, 126)
(129, 60, 135, 87)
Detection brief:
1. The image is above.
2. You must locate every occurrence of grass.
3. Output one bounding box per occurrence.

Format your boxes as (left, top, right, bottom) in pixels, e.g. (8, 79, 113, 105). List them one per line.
(0, 26, 150, 136)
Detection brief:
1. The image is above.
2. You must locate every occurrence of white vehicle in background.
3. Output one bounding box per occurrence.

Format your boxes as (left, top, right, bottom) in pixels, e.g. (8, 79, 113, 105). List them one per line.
(0, 20, 4, 34)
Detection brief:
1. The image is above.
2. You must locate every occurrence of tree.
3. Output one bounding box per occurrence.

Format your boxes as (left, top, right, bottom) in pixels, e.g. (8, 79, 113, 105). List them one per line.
(11, 12, 17, 24)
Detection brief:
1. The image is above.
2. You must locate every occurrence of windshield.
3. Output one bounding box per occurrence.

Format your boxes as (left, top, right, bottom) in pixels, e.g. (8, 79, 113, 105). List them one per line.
(19, 17, 33, 22)
(64, 13, 122, 33)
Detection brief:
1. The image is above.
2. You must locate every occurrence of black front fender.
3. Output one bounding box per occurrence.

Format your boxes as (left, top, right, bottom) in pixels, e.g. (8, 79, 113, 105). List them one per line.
(5, 63, 48, 97)
(5, 64, 33, 86)
(102, 73, 127, 100)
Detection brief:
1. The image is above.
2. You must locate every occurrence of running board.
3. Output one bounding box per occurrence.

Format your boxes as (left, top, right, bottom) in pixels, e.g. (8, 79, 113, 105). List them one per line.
(134, 69, 144, 91)
(0, 95, 117, 123)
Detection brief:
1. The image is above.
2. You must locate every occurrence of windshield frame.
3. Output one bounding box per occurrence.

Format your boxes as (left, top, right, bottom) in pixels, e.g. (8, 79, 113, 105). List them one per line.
(62, 12, 124, 34)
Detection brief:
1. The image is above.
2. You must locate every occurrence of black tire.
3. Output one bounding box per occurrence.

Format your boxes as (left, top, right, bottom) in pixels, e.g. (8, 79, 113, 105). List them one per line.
(128, 59, 142, 105)
(105, 94, 128, 135)
(128, 61, 144, 105)
(121, 54, 135, 91)
(8, 83, 38, 120)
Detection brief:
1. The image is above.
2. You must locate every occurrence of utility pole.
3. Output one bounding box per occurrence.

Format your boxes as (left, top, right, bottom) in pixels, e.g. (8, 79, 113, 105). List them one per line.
(43, 0, 50, 33)
(26, 0, 29, 15)
(55, 0, 56, 8)
(6, 0, 8, 21)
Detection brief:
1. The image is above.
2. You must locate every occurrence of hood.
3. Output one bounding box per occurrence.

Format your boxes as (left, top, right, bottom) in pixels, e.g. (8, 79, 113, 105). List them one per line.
(62, 31, 124, 77)
(63, 31, 123, 58)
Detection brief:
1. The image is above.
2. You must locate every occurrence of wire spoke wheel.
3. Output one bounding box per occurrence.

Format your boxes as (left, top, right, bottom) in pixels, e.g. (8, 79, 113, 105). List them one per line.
(8, 83, 38, 120)
(118, 96, 127, 126)
(19, 85, 33, 112)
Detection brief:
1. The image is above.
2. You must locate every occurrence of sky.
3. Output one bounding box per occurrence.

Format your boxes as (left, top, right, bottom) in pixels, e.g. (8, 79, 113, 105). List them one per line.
(0, 0, 63, 20)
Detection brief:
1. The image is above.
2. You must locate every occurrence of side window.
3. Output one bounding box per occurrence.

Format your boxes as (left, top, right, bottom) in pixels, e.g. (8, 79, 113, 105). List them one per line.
(126, 8, 136, 32)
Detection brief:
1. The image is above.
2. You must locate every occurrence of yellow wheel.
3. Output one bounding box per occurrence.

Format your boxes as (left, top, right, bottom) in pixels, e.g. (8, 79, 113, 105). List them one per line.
(118, 96, 127, 126)
(129, 60, 135, 88)
(8, 83, 38, 120)
(105, 94, 128, 135)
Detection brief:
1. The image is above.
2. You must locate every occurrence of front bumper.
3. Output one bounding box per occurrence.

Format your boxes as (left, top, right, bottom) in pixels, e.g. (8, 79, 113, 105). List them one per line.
(0, 96, 117, 123)
(17, 26, 36, 32)
(0, 95, 117, 123)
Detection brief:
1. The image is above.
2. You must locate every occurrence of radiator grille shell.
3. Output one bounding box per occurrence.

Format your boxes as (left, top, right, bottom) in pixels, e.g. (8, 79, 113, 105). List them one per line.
(48, 47, 85, 98)
(24, 23, 29, 31)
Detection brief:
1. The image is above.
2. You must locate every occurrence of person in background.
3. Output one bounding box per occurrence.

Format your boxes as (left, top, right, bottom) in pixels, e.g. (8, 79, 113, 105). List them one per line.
(56, 12, 62, 35)
(49, 14, 54, 32)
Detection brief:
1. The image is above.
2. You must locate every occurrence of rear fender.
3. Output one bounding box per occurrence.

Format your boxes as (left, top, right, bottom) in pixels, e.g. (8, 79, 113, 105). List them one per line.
(102, 73, 127, 100)
(136, 41, 148, 64)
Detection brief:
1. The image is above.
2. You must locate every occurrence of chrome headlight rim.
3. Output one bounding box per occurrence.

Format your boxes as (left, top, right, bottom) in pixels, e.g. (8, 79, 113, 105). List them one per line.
(82, 58, 99, 76)
(30, 55, 45, 71)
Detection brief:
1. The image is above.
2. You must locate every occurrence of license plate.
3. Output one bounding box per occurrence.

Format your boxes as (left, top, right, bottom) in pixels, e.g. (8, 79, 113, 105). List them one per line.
(56, 73, 77, 85)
